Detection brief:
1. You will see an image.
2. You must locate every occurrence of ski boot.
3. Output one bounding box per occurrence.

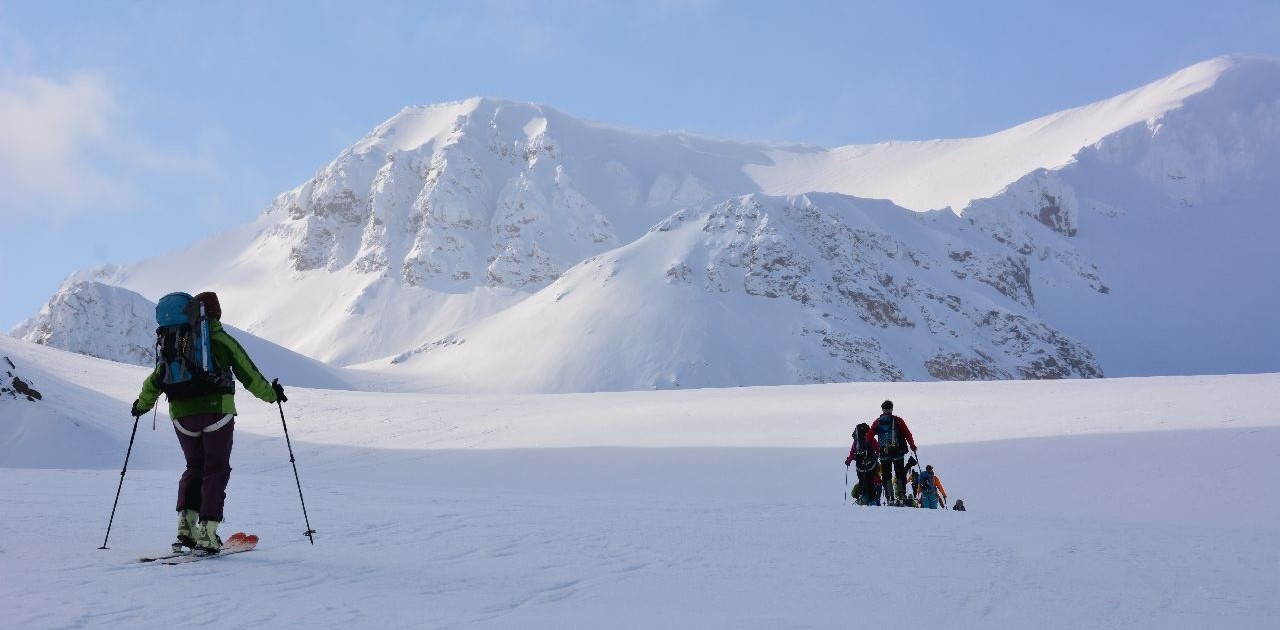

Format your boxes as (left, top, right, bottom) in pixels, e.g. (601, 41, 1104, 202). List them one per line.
(172, 509, 199, 553)
(192, 519, 223, 556)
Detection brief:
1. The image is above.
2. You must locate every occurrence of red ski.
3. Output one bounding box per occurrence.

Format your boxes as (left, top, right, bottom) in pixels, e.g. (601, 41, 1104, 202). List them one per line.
(139, 532, 259, 564)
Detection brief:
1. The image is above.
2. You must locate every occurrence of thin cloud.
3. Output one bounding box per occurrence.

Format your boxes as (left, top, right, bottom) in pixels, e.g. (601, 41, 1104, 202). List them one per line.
(0, 71, 124, 214)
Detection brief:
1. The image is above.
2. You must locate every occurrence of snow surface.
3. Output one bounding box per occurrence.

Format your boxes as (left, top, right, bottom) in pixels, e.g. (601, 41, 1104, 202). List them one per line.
(2, 334, 1277, 628)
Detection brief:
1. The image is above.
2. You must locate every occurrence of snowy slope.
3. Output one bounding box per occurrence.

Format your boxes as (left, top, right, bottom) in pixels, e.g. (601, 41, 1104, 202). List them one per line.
(387, 193, 1101, 393)
(747, 55, 1258, 212)
(0, 336, 178, 469)
(0, 335, 1277, 628)
(963, 57, 1280, 376)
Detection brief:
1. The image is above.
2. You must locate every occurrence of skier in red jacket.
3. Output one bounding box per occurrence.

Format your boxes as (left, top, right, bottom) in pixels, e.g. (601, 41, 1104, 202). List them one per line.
(869, 400, 917, 504)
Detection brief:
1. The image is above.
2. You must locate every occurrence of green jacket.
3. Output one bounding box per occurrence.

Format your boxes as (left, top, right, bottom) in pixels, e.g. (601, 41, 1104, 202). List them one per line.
(136, 320, 277, 419)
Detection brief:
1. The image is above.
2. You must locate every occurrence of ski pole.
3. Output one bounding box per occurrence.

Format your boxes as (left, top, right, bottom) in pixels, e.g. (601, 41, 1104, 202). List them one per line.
(274, 380, 316, 544)
(844, 466, 849, 503)
(99, 412, 142, 549)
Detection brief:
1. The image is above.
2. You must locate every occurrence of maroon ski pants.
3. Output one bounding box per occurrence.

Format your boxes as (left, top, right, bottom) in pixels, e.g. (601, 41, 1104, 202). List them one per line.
(173, 412, 235, 521)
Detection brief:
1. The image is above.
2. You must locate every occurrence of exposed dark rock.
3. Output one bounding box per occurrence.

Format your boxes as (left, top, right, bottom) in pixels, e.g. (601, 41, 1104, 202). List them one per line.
(12, 377, 42, 401)
(842, 289, 916, 328)
(2, 358, 43, 402)
(977, 310, 1103, 379)
(1037, 193, 1078, 236)
(665, 263, 693, 283)
(924, 352, 1010, 380)
(804, 328, 905, 381)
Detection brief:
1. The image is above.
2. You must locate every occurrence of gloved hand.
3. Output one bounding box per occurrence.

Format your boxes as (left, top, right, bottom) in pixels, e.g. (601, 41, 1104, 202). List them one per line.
(271, 378, 288, 403)
(844, 457, 852, 467)
(130, 400, 146, 417)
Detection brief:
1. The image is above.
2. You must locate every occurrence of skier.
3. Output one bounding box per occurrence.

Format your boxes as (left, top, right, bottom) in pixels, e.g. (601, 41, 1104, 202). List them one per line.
(953, 499, 966, 512)
(869, 400, 917, 504)
(917, 464, 948, 509)
(131, 292, 286, 555)
(844, 422, 881, 505)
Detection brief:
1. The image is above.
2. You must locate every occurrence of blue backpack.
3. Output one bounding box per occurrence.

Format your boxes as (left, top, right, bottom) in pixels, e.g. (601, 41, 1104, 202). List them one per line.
(154, 292, 234, 400)
(919, 469, 936, 495)
(876, 413, 903, 454)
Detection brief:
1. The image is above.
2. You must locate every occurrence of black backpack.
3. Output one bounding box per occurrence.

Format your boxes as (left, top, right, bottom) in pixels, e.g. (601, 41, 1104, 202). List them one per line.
(851, 423, 876, 470)
(154, 292, 234, 401)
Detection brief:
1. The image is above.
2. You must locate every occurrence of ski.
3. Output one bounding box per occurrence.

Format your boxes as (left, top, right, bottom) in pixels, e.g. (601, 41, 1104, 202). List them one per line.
(138, 550, 189, 563)
(161, 532, 258, 565)
(138, 532, 258, 564)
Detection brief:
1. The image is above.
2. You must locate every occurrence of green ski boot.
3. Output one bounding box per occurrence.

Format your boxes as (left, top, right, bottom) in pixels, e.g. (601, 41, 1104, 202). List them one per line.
(172, 509, 199, 553)
(193, 519, 223, 556)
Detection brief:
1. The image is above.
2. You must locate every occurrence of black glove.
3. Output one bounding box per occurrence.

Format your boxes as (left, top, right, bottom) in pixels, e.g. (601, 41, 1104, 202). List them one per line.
(130, 400, 146, 417)
(271, 379, 287, 403)
(844, 458, 852, 467)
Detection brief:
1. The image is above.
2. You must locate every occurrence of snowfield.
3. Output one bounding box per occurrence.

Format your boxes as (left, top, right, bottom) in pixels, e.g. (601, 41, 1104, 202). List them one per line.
(2, 335, 1277, 629)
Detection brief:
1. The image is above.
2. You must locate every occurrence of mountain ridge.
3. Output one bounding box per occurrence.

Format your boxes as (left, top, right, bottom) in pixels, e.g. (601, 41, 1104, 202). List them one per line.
(14, 55, 1280, 391)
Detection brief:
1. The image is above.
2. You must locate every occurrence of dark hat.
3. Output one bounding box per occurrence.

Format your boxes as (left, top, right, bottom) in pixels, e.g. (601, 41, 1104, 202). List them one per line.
(881, 400, 893, 410)
(194, 291, 222, 320)
(925, 464, 933, 472)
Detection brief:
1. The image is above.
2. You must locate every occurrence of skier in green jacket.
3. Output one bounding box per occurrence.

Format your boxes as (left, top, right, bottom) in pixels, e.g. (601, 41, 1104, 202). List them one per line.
(131, 291, 286, 555)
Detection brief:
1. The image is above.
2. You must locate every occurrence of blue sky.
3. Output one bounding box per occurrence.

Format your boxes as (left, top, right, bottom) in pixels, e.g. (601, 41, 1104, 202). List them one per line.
(2, 0, 1278, 329)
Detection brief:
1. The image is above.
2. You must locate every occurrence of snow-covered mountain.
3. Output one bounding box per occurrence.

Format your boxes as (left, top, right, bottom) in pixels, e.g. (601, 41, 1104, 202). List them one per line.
(12, 280, 363, 391)
(14, 281, 166, 367)
(389, 193, 1102, 392)
(67, 97, 790, 366)
(16, 54, 1280, 391)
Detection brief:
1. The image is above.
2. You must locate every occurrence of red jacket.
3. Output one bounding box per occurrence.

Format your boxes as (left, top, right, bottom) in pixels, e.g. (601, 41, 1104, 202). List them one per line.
(845, 429, 880, 466)
(869, 414, 916, 453)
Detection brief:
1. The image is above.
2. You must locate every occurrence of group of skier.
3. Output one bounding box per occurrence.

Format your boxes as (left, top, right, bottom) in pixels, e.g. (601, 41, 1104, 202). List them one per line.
(844, 400, 957, 510)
